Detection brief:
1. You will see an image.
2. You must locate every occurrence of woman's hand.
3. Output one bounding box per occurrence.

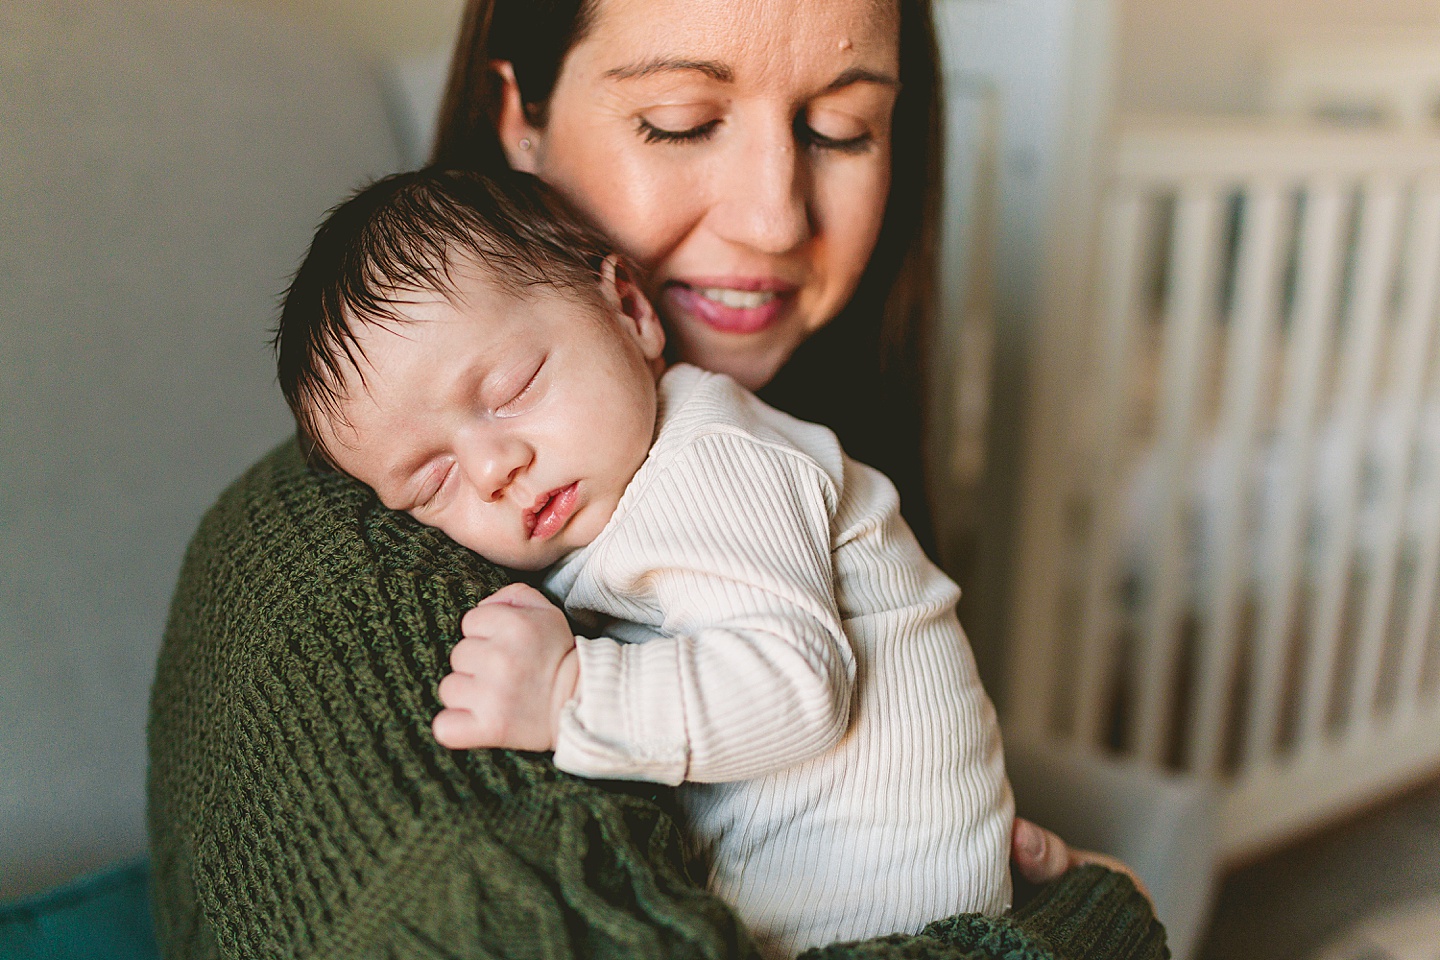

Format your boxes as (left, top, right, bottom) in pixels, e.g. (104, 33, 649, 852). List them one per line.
(1011, 817, 1154, 904)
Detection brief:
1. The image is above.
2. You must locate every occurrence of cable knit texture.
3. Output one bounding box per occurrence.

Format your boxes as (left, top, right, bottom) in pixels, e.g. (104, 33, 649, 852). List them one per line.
(146, 439, 1169, 960)
(543, 365, 1012, 957)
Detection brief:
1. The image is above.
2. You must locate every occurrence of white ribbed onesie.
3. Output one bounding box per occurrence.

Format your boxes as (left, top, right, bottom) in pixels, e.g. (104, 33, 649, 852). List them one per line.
(542, 364, 1013, 958)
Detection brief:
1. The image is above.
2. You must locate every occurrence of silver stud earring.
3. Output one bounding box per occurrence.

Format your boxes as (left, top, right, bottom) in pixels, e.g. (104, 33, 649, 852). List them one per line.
(519, 137, 532, 151)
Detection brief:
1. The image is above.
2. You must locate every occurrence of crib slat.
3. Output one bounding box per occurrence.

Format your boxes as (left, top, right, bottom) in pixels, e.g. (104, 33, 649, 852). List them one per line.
(1189, 181, 1290, 774)
(1072, 188, 1151, 746)
(1133, 184, 1226, 764)
(1397, 486, 1440, 720)
(1354, 180, 1440, 729)
(1243, 179, 1351, 769)
(1299, 175, 1407, 750)
(1398, 381, 1440, 720)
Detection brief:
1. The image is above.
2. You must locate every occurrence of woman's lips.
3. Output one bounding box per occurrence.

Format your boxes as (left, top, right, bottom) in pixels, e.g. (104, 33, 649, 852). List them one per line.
(663, 280, 795, 335)
(529, 482, 579, 541)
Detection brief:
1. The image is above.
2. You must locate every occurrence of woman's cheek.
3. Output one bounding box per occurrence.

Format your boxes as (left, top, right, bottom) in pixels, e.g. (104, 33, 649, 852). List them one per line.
(817, 158, 891, 285)
(601, 159, 714, 272)
(537, 124, 703, 272)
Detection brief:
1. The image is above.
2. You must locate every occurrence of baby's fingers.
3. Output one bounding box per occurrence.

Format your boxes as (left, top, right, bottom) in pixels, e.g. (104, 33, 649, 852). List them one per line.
(437, 670, 480, 709)
(433, 707, 493, 750)
(449, 636, 495, 675)
(474, 582, 552, 610)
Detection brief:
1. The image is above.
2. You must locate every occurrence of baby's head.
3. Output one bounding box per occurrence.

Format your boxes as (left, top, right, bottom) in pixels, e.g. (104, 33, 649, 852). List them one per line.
(275, 168, 667, 569)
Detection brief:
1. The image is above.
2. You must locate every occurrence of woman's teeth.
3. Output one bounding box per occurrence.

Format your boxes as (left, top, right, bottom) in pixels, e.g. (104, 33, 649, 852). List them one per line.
(696, 287, 779, 309)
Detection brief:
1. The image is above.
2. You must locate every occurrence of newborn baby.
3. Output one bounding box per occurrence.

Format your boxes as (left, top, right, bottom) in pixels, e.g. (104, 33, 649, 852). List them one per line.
(273, 168, 1013, 958)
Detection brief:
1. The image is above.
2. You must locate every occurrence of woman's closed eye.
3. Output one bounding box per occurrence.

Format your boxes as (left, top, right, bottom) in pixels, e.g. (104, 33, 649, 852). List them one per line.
(799, 125, 872, 153)
(636, 114, 875, 153)
(639, 116, 722, 144)
(798, 107, 878, 154)
(635, 100, 723, 144)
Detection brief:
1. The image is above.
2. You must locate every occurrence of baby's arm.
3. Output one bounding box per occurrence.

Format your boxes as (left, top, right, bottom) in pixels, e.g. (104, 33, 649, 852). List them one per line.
(553, 431, 855, 785)
(433, 433, 855, 784)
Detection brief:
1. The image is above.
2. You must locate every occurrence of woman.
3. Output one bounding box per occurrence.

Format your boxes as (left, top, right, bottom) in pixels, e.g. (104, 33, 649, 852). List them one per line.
(433, 0, 939, 557)
(432, 0, 1112, 886)
(146, 0, 1159, 956)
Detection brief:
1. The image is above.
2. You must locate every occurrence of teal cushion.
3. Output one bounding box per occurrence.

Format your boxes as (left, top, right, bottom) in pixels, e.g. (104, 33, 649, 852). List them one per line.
(0, 860, 160, 960)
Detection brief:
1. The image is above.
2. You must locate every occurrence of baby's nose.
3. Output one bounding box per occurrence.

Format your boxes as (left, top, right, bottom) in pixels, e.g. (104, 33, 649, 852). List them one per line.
(458, 432, 532, 502)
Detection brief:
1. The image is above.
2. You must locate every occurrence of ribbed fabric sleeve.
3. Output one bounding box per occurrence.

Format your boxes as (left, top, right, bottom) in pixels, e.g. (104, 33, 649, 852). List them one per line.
(147, 438, 1169, 960)
(553, 431, 854, 785)
(541, 366, 1015, 958)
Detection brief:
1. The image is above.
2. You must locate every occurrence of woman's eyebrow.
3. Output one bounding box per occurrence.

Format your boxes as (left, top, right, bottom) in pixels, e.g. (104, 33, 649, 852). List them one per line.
(824, 67, 901, 92)
(603, 58, 733, 83)
(602, 60, 898, 93)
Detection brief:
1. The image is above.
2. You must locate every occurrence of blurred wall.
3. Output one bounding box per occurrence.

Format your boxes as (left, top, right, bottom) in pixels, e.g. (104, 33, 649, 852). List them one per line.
(1117, 0, 1440, 114)
(239, 0, 463, 60)
(1, 0, 403, 899)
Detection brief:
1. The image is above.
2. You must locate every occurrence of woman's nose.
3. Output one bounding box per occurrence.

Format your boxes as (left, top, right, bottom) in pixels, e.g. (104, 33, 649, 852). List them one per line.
(458, 432, 533, 503)
(711, 119, 812, 255)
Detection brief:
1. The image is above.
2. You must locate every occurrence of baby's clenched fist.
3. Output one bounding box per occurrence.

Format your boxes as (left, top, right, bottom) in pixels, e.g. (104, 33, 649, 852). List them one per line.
(432, 582, 580, 753)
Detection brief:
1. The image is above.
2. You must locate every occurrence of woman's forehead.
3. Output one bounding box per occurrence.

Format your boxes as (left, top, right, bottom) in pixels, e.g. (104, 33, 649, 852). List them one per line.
(574, 0, 901, 80)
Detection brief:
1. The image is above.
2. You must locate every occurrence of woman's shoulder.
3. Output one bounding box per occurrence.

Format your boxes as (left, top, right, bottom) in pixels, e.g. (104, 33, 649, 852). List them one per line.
(154, 438, 511, 722)
(181, 439, 506, 607)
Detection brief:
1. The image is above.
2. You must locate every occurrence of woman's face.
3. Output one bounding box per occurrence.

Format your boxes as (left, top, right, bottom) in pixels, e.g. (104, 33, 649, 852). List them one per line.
(502, 0, 900, 390)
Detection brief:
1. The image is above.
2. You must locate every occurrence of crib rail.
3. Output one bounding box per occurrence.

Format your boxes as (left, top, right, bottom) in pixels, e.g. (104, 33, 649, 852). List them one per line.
(1265, 31, 1440, 131)
(1009, 115, 1440, 861)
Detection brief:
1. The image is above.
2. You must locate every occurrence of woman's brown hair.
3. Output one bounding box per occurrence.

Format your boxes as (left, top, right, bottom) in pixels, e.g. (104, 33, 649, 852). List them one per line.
(431, 0, 944, 551)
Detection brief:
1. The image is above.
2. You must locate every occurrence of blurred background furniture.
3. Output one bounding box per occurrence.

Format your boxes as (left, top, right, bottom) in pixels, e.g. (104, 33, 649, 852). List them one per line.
(1266, 30, 1440, 130)
(1008, 29, 1440, 958)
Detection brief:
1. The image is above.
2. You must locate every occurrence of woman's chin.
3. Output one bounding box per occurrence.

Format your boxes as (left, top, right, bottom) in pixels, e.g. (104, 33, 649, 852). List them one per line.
(675, 341, 787, 391)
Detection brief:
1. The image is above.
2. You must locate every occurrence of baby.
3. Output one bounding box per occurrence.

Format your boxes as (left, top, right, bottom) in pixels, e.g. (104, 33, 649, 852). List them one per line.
(274, 168, 1013, 958)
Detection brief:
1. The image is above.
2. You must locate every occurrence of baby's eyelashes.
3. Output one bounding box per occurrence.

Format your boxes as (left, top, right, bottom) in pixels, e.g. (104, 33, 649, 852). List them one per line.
(409, 460, 457, 514)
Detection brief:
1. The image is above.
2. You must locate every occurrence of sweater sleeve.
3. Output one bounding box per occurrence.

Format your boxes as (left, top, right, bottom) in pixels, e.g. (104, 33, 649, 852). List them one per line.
(802, 866, 1169, 960)
(553, 431, 855, 785)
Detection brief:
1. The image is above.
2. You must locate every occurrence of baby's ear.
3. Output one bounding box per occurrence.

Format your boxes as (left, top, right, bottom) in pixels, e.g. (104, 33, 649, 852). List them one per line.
(600, 255, 666, 365)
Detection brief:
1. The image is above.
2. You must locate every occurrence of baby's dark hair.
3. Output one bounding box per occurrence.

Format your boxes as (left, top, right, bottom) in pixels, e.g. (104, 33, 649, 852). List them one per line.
(273, 167, 618, 468)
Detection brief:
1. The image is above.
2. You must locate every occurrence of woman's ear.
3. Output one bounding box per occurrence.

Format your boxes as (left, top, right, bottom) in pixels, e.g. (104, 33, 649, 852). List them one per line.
(600, 255, 667, 368)
(491, 60, 542, 173)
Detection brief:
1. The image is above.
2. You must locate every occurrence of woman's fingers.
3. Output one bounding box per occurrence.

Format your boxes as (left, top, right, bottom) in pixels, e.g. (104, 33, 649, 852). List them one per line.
(1011, 817, 1071, 885)
(1010, 817, 1156, 906)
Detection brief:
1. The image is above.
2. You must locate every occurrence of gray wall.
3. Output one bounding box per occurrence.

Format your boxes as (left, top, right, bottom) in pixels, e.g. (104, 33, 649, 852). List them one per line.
(0, 0, 401, 897)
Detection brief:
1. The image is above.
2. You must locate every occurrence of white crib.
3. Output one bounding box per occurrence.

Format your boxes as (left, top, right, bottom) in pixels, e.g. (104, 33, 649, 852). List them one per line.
(1266, 30, 1440, 131)
(1007, 113, 1440, 864)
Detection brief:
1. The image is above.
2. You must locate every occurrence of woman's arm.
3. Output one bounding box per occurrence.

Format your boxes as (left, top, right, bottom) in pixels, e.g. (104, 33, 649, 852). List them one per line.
(803, 865, 1166, 960)
(149, 441, 1165, 960)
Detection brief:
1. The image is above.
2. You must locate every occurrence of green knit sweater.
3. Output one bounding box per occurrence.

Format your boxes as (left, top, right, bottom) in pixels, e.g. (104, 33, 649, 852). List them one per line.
(147, 440, 1168, 960)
